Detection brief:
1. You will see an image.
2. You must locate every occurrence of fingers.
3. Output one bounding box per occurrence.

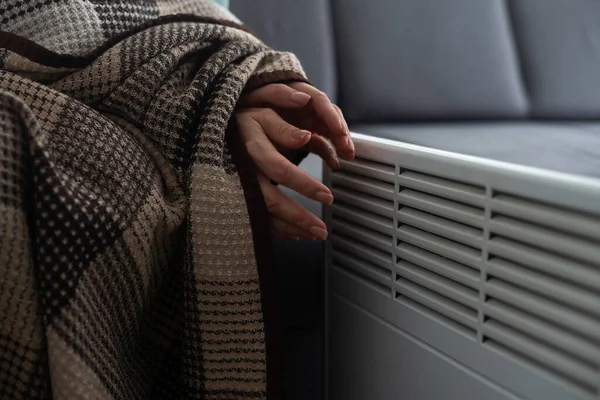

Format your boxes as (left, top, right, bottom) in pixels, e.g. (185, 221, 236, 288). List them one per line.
(249, 108, 312, 149)
(333, 105, 349, 136)
(240, 82, 355, 161)
(240, 83, 311, 109)
(306, 135, 340, 169)
(259, 175, 328, 240)
(333, 104, 355, 157)
(332, 105, 355, 161)
(288, 82, 355, 160)
(270, 217, 315, 241)
(289, 82, 344, 136)
(243, 128, 334, 204)
(237, 110, 334, 205)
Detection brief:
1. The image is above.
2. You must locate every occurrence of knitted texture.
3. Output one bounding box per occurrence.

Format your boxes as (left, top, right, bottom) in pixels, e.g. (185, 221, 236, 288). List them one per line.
(0, 1, 307, 399)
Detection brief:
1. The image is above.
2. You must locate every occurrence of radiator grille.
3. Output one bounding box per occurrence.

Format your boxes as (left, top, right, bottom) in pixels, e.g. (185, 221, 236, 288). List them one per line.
(329, 157, 600, 396)
(485, 194, 600, 394)
(330, 158, 395, 296)
(394, 170, 485, 336)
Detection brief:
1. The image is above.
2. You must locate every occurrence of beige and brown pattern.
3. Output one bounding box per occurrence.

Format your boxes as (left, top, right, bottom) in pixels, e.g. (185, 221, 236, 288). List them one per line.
(0, 2, 308, 399)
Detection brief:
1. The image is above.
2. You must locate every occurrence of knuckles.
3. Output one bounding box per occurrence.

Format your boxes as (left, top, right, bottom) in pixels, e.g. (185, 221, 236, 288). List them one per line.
(264, 195, 279, 214)
(270, 161, 291, 184)
(244, 139, 263, 160)
(269, 83, 289, 96)
(276, 123, 294, 141)
(312, 90, 328, 103)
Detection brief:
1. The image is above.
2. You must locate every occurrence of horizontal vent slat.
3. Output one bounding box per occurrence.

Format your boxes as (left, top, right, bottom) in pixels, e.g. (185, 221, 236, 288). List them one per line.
(397, 189, 484, 228)
(398, 171, 485, 207)
(484, 299, 600, 366)
(395, 280, 479, 330)
(331, 203, 393, 236)
(488, 237, 600, 291)
(492, 194, 600, 242)
(397, 243, 480, 289)
(332, 219, 393, 253)
(331, 171, 394, 201)
(332, 251, 392, 286)
(490, 216, 600, 267)
(487, 258, 600, 318)
(483, 321, 598, 390)
(331, 234, 392, 266)
(338, 157, 395, 182)
(396, 261, 479, 309)
(333, 187, 394, 217)
(397, 226, 481, 271)
(398, 208, 483, 249)
(485, 279, 600, 342)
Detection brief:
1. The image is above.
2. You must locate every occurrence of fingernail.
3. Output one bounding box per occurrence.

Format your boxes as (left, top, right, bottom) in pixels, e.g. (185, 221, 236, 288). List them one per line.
(347, 136, 355, 152)
(310, 226, 328, 241)
(290, 92, 311, 106)
(339, 116, 346, 133)
(316, 191, 334, 205)
(293, 129, 311, 141)
(332, 154, 341, 169)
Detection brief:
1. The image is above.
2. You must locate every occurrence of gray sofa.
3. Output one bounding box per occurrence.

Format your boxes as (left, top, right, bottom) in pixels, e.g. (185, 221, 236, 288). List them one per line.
(231, 1, 600, 399)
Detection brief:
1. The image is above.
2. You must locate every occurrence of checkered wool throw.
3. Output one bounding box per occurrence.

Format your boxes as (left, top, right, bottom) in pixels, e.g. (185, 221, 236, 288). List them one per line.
(0, 1, 308, 399)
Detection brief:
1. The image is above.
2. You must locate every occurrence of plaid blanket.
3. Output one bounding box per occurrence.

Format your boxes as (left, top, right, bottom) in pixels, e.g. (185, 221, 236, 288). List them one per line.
(0, 1, 308, 399)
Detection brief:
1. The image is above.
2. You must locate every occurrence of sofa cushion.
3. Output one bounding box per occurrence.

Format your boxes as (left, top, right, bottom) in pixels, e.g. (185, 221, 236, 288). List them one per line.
(333, 0, 528, 122)
(352, 123, 600, 178)
(509, 0, 600, 118)
(230, 0, 337, 99)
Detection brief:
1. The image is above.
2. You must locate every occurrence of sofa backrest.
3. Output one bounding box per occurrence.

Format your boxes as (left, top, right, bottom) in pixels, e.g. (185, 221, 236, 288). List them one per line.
(232, 0, 600, 123)
(230, 0, 337, 99)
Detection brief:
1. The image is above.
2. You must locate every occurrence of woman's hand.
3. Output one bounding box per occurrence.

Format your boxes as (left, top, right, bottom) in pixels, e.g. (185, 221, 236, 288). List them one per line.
(236, 82, 355, 241)
(240, 82, 354, 164)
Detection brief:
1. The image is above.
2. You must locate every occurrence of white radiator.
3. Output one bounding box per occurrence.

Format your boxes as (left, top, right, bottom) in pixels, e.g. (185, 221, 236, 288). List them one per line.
(325, 133, 600, 400)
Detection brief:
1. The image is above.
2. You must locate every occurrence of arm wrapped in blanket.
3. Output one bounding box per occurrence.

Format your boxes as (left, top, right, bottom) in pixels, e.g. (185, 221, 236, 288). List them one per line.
(0, 1, 324, 399)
